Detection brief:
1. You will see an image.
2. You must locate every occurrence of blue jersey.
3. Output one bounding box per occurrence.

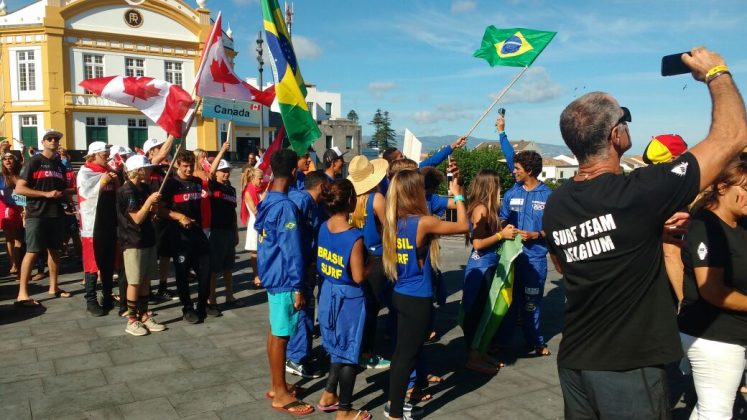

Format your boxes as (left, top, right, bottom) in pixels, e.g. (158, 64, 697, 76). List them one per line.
(289, 190, 323, 265)
(393, 216, 433, 298)
(289, 171, 306, 192)
(465, 220, 499, 270)
(316, 222, 362, 286)
(358, 192, 383, 256)
(254, 191, 304, 293)
(426, 192, 449, 218)
(500, 182, 552, 260)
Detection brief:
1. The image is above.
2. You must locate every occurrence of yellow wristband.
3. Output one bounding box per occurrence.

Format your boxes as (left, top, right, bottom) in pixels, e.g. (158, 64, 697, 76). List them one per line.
(706, 65, 729, 80)
(706, 70, 731, 84)
(496, 232, 503, 241)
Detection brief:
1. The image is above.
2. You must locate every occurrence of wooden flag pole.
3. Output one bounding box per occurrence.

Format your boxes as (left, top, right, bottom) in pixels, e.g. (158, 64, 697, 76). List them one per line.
(463, 66, 530, 139)
(157, 97, 203, 194)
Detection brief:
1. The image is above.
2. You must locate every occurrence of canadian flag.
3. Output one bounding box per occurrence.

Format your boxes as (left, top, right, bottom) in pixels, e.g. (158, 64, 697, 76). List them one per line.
(195, 12, 275, 106)
(80, 76, 195, 138)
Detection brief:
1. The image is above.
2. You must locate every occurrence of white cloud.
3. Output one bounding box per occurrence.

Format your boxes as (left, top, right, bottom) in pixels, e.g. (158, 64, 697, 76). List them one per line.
(492, 67, 565, 104)
(368, 81, 397, 97)
(292, 36, 322, 60)
(411, 104, 475, 125)
(450, 0, 475, 13)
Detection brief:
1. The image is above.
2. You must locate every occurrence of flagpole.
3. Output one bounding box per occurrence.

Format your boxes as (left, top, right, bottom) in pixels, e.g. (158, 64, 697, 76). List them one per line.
(157, 97, 203, 194)
(463, 66, 529, 139)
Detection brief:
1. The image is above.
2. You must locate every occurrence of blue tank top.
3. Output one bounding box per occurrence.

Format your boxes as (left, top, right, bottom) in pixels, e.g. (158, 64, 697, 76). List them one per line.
(362, 192, 383, 256)
(465, 221, 499, 270)
(393, 216, 433, 298)
(317, 221, 363, 286)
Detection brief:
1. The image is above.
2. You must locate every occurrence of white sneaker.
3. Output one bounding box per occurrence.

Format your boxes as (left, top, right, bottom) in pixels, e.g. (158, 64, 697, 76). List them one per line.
(125, 321, 149, 336)
(142, 317, 166, 332)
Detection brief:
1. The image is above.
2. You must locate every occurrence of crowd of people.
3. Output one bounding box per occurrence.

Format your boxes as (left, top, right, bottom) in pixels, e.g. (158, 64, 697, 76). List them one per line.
(1, 46, 746, 419)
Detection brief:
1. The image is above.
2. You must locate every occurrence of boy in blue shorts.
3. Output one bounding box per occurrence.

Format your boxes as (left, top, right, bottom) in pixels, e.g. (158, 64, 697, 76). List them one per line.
(255, 149, 314, 416)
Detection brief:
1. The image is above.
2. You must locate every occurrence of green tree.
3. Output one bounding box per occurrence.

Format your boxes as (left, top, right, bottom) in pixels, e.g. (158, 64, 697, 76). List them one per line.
(368, 109, 384, 148)
(347, 109, 359, 123)
(381, 111, 396, 149)
(434, 147, 513, 194)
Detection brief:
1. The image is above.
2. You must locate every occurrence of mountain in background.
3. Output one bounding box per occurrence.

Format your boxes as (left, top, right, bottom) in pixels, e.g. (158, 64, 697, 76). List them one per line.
(362, 134, 572, 158)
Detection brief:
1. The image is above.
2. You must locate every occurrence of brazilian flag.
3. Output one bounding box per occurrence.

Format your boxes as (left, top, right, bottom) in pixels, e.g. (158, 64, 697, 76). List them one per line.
(474, 26, 556, 67)
(261, 0, 321, 155)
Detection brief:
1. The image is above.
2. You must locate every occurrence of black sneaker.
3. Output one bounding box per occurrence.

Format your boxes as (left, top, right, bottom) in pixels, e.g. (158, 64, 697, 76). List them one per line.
(384, 402, 422, 419)
(87, 302, 105, 317)
(156, 289, 177, 301)
(205, 305, 222, 317)
(182, 308, 200, 324)
(285, 359, 324, 379)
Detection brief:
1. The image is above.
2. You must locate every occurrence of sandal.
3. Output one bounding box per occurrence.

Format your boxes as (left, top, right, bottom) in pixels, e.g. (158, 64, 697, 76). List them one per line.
(426, 374, 443, 384)
(535, 345, 551, 357)
(32, 271, 47, 281)
(352, 410, 372, 420)
(465, 360, 499, 375)
(316, 402, 339, 412)
(271, 400, 314, 416)
(14, 299, 41, 307)
(265, 384, 306, 400)
(49, 289, 72, 298)
(406, 386, 432, 402)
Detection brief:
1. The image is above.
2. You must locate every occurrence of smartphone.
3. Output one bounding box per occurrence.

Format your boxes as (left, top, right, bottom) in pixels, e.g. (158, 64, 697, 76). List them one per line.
(497, 107, 506, 117)
(661, 52, 691, 76)
(447, 155, 454, 183)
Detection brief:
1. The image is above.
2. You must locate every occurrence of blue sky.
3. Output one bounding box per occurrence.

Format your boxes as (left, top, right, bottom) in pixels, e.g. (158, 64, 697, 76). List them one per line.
(216, 0, 746, 153)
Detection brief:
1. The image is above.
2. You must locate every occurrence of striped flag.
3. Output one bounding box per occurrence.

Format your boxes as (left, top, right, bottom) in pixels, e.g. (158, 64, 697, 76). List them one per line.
(470, 236, 524, 353)
(261, 0, 321, 155)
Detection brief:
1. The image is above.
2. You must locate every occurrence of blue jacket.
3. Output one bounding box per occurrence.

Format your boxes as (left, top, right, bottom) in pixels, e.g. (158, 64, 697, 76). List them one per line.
(500, 182, 552, 260)
(289, 190, 326, 265)
(255, 191, 304, 293)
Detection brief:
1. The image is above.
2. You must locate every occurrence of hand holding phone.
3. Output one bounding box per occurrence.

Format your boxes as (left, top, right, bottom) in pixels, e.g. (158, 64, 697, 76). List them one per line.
(661, 52, 691, 76)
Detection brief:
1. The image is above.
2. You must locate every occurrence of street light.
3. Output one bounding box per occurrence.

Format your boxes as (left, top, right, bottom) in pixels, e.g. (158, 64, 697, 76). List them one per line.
(256, 31, 264, 149)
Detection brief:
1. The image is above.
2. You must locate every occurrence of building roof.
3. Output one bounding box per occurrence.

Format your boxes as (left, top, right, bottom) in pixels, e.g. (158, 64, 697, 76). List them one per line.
(542, 158, 577, 167)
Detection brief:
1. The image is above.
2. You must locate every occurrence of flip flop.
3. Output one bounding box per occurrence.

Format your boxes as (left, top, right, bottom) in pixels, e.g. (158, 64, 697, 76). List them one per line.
(426, 374, 443, 384)
(31, 272, 47, 281)
(14, 299, 41, 307)
(264, 384, 306, 400)
(271, 400, 314, 417)
(49, 289, 72, 298)
(353, 410, 372, 420)
(316, 402, 339, 412)
(406, 387, 432, 402)
(465, 360, 499, 375)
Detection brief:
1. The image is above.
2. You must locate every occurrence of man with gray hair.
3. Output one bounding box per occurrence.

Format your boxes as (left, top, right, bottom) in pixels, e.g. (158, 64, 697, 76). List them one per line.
(543, 47, 747, 418)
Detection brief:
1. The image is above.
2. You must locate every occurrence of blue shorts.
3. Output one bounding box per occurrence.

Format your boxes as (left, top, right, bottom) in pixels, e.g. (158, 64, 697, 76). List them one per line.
(267, 291, 299, 337)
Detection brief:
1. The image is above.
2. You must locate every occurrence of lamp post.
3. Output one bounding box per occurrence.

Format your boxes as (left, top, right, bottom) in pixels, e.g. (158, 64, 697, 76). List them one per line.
(255, 31, 264, 149)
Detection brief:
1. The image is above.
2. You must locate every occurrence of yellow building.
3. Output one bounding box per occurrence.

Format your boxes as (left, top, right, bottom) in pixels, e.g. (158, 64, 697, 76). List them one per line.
(0, 0, 249, 153)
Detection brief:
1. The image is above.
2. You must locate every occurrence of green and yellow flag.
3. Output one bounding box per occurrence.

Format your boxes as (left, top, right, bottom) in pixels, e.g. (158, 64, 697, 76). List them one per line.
(474, 26, 556, 67)
(470, 236, 524, 353)
(261, 0, 321, 155)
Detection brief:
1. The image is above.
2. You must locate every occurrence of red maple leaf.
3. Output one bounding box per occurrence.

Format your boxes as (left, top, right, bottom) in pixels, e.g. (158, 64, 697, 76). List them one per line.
(210, 58, 241, 92)
(122, 77, 161, 103)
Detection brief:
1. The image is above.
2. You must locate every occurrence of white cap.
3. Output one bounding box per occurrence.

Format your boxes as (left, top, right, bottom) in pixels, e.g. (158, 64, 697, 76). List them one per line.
(84, 141, 110, 157)
(125, 155, 156, 172)
(216, 159, 231, 171)
(109, 145, 134, 157)
(142, 138, 166, 155)
(330, 146, 345, 157)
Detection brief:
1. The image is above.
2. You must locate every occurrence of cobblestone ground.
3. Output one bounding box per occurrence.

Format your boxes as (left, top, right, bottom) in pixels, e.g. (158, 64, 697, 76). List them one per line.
(0, 171, 736, 419)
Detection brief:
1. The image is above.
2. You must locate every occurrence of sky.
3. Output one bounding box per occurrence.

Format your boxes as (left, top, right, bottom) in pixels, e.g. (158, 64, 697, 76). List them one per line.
(213, 0, 746, 153)
(10, 0, 746, 153)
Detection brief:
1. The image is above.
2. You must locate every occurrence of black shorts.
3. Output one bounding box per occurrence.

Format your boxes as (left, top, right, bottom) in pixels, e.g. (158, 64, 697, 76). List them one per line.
(25, 217, 65, 253)
(209, 229, 236, 273)
(154, 220, 176, 258)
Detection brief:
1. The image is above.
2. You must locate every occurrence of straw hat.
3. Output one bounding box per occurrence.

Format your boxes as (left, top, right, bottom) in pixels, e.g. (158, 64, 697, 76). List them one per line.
(346, 155, 389, 195)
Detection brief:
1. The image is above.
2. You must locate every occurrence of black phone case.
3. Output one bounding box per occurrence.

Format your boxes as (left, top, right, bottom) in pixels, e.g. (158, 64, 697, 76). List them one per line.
(661, 52, 691, 76)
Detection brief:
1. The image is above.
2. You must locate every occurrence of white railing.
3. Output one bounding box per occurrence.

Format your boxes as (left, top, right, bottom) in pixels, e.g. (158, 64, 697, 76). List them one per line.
(65, 93, 132, 108)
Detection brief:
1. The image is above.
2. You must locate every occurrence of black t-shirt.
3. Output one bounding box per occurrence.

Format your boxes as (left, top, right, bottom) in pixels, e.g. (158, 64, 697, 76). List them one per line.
(678, 209, 747, 345)
(162, 175, 202, 227)
(543, 152, 701, 370)
(209, 179, 237, 231)
(117, 181, 156, 250)
(93, 171, 117, 235)
(19, 153, 67, 218)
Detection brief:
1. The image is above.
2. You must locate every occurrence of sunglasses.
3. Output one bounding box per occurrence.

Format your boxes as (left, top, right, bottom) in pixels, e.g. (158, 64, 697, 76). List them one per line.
(617, 107, 632, 126)
(45, 137, 61, 142)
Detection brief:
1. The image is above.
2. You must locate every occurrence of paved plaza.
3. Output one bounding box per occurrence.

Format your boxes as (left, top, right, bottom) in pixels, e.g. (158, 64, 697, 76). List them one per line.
(0, 171, 728, 420)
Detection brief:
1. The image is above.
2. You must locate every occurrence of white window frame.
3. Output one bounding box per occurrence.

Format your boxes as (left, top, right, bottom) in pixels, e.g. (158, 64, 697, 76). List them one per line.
(17, 50, 36, 92)
(165, 61, 183, 87)
(83, 54, 104, 93)
(125, 57, 145, 77)
(9, 46, 43, 102)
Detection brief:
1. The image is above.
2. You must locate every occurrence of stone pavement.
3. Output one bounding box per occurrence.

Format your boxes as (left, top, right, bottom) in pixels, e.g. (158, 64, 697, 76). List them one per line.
(0, 169, 715, 419)
(0, 232, 570, 420)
